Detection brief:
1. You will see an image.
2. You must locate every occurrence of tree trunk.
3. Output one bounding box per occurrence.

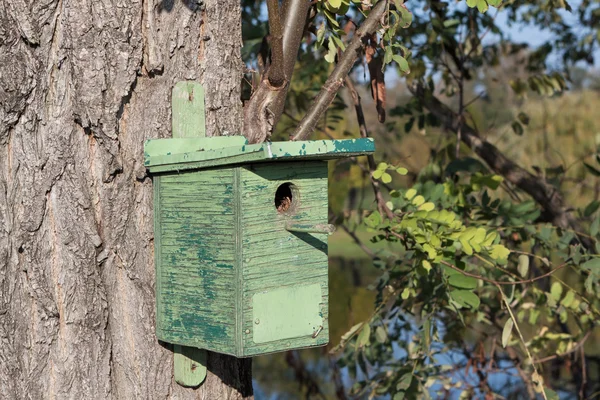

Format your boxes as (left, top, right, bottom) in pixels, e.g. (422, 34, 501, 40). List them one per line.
(0, 0, 252, 398)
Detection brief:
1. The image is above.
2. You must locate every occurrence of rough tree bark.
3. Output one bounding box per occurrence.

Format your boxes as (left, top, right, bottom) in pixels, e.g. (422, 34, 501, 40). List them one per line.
(0, 0, 252, 398)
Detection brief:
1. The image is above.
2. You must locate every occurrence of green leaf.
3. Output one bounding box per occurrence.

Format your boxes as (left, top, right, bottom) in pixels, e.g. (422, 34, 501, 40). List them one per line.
(550, 282, 563, 302)
(487, 0, 502, 6)
(418, 202, 435, 211)
(490, 244, 510, 262)
(364, 211, 382, 228)
(341, 323, 362, 341)
(581, 257, 600, 274)
(372, 169, 384, 179)
(517, 255, 529, 278)
(396, 374, 412, 390)
(329, 0, 342, 8)
(466, 0, 478, 7)
(448, 274, 478, 289)
(384, 46, 393, 65)
(422, 243, 437, 259)
(443, 19, 460, 28)
(561, 290, 575, 308)
(412, 195, 425, 206)
(502, 318, 513, 348)
(382, 172, 392, 184)
(375, 326, 388, 343)
(544, 388, 560, 400)
(405, 188, 417, 200)
(450, 290, 480, 309)
(396, 167, 408, 175)
(476, 0, 488, 12)
(393, 55, 410, 73)
(423, 319, 431, 351)
(592, 218, 600, 236)
(331, 34, 346, 51)
(357, 324, 371, 348)
(422, 260, 432, 274)
(459, 237, 473, 255)
(397, 6, 413, 28)
(584, 200, 600, 217)
(324, 39, 337, 63)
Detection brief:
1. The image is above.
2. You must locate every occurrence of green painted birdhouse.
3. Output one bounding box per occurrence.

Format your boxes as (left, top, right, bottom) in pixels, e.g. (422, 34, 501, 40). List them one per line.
(145, 136, 374, 357)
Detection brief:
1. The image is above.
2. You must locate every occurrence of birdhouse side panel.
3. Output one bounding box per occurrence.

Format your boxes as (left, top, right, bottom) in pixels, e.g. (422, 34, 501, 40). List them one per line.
(154, 169, 238, 354)
(239, 161, 330, 356)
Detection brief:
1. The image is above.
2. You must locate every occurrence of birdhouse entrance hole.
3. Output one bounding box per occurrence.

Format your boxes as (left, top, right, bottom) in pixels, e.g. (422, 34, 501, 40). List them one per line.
(275, 182, 297, 214)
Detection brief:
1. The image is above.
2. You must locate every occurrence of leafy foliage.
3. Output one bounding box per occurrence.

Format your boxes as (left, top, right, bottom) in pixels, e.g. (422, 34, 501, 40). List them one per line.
(242, 0, 600, 398)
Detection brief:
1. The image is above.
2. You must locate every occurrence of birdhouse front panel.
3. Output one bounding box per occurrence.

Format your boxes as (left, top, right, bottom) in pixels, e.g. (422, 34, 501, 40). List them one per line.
(154, 168, 238, 355)
(239, 161, 330, 356)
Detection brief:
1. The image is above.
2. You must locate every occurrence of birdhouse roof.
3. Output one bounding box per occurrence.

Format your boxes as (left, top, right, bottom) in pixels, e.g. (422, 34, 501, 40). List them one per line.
(144, 136, 375, 173)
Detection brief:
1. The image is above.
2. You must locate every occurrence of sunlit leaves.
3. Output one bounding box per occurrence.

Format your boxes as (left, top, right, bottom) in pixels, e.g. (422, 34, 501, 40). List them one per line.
(489, 244, 510, 262)
(465, 0, 502, 12)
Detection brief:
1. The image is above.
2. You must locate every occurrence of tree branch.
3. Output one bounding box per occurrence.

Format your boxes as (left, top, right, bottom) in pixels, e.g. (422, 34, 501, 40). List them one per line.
(291, 0, 388, 141)
(408, 82, 594, 250)
(266, 0, 285, 87)
(243, 0, 311, 144)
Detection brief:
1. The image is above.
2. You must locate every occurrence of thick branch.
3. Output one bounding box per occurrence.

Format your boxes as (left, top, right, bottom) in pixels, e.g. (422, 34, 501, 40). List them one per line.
(267, 0, 285, 87)
(409, 82, 594, 250)
(243, 0, 311, 144)
(291, 0, 388, 141)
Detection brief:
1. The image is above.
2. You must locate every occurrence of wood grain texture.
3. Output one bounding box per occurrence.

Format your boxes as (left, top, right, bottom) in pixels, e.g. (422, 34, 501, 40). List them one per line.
(240, 162, 330, 357)
(0, 0, 251, 398)
(169, 79, 208, 389)
(153, 161, 330, 358)
(156, 169, 237, 355)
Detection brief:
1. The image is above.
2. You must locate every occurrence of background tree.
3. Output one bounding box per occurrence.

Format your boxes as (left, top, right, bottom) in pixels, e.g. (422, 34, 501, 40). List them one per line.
(0, 1, 252, 398)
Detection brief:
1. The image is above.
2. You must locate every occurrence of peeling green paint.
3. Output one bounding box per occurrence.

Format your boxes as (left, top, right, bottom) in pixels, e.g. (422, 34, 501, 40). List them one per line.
(144, 137, 374, 173)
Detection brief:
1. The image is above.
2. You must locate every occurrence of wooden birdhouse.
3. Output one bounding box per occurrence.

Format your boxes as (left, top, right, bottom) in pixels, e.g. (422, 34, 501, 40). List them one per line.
(144, 82, 375, 387)
(145, 135, 374, 357)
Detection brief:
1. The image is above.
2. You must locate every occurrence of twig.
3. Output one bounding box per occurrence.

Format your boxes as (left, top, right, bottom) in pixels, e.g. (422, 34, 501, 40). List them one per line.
(345, 76, 394, 220)
(339, 223, 377, 258)
(534, 331, 592, 364)
(291, 0, 389, 141)
(499, 287, 549, 400)
(439, 258, 568, 286)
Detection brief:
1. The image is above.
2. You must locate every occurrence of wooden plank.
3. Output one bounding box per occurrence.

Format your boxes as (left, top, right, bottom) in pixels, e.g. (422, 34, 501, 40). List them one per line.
(168, 81, 208, 385)
(145, 138, 375, 172)
(172, 81, 205, 139)
(144, 136, 246, 157)
(173, 345, 207, 387)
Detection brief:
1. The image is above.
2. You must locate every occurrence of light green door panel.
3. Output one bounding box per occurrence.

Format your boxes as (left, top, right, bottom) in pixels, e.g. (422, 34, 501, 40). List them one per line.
(252, 284, 323, 344)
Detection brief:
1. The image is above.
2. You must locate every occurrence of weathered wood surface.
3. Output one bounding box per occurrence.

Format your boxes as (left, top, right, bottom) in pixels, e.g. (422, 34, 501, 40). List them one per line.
(0, 0, 252, 398)
(154, 161, 329, 357)
(240, 162, 330, 356)
(156, 169, 238, 354)
(173, 345, 207, 388)
(145, 137, 376, 173)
